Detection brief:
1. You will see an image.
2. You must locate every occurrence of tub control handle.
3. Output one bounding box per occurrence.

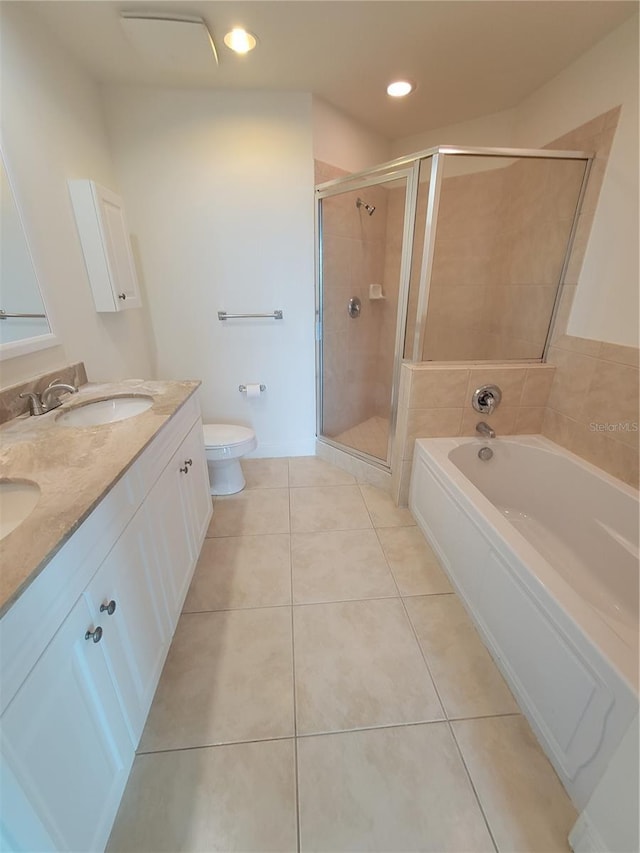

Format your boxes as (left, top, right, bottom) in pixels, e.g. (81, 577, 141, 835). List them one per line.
(472, 384, 502, 414)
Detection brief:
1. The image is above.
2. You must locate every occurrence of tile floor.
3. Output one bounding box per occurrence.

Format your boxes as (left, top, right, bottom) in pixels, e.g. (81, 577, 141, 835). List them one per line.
(107, 455, 576, 853)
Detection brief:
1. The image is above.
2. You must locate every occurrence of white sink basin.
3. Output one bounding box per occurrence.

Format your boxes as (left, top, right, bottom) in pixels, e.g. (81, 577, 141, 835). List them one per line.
(0, 480, 41, 540)
(56, 396, 153, 427)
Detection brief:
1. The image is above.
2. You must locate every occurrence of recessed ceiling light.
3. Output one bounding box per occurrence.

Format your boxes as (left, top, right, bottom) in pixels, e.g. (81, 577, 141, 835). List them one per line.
(223, 28, 257, 54)
(387, 80, 414, 97)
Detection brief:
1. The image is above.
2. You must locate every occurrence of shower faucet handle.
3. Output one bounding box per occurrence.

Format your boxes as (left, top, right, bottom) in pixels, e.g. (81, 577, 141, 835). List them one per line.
(472, 384, 502, 415)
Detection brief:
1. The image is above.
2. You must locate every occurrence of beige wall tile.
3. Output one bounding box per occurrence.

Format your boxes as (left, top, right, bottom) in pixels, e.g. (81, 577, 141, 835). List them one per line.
(571, 423, 639, 488)
(580, 360, 639, 447)
(551, 334, 602, 357)
(522, 367, 556, 407)
(460, 406, 518, 436)
(514, 407, 545, 434)
(600, 342, 640, 368)
(546, 347, 598, 419)
(542, 408, 577, 448)
(405, 408, 464, 458)
(409, 366, 470, 408)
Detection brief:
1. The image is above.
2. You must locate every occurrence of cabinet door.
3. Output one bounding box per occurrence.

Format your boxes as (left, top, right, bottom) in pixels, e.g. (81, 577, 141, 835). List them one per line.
(95, 184, 141, 309)
(84, 508, 170, 746)
(179, 419, 213, 553)
(147, 420, 212, 631)
(0, 595, 133, 853)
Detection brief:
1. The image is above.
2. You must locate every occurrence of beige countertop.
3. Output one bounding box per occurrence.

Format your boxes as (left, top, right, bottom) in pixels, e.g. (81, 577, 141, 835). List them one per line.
(0, 379, 201, 617)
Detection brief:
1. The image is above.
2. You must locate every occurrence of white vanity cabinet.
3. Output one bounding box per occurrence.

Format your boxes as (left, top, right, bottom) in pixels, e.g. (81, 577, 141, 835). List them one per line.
(0, 396, 212, 852)
(83, 506, 171, 746)
(0, 595, 134, 852)
(68, 180, 141, 312)
(148, 419, 212, 626)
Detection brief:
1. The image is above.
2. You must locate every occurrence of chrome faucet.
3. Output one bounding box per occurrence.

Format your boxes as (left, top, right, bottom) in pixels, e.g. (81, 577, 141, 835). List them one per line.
(20, 379, 78, 416)
(476, 421, 496, 439)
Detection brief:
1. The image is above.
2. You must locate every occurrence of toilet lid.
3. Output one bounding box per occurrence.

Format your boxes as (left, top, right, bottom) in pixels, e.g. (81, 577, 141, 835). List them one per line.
(203, 424, 256, 448)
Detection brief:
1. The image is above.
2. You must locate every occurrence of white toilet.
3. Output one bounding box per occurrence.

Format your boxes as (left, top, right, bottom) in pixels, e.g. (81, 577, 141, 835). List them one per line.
(202, 424, 257, 495)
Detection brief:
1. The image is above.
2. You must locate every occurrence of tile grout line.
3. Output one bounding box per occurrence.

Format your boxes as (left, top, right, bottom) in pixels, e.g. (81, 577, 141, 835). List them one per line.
(287, 465, 302, 853)
(135, 712, 524, 757)
(366, 501, 501, 853)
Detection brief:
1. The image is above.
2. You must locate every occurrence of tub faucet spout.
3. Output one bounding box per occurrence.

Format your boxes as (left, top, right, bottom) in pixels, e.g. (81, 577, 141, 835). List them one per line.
(476, 421, 496, 439)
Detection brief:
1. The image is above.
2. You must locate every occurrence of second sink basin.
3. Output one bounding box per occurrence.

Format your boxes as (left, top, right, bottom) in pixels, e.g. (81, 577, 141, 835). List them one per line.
(56, 396, 154, 427)
(0, 480, 41, 540)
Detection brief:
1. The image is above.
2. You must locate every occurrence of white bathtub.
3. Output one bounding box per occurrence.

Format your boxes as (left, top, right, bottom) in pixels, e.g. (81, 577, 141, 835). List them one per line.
(409, 434, 638, 809)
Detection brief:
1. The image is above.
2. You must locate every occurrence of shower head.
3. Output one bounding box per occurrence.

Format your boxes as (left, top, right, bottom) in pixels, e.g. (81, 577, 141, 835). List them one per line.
(356, 197, 376, 216)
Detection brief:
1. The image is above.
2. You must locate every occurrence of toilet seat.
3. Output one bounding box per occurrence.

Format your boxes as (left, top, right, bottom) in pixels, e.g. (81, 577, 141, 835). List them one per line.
(203, 424, 256, 454)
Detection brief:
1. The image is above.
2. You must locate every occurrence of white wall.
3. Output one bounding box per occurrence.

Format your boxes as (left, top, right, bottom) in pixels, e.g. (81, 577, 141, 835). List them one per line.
(513, 14, 638, 348)
(103, 87, 316, 456)
(390, 106, 517, 158)
(391, 14, 639, 350)
(312, 97, 390, 173)
(0, 3, 155, 388)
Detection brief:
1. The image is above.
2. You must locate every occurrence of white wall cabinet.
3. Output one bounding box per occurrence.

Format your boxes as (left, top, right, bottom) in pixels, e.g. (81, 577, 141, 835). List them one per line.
(0, 398, 212, 852)
(68, 180, 141, 312)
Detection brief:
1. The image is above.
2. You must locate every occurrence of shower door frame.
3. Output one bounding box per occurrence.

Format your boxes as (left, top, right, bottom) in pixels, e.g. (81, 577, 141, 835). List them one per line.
(315, 145, 592, 470)
(315, 162, 420, 470)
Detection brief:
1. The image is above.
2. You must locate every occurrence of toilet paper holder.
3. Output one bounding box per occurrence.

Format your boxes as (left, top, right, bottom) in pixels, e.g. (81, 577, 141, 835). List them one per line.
(239, 384, 266, 392)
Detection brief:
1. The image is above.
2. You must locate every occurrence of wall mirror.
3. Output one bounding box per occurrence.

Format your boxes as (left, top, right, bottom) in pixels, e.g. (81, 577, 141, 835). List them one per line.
(0, 148, 57, 360)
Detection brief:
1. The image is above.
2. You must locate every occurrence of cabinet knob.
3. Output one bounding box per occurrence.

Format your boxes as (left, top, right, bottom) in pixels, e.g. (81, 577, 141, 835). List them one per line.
(118, 292, 127, 301)
(185, 459, 193, 466)
(179, 465, 189, 474)
(85, 626, 103, 644)
(100, 600, 117, 616)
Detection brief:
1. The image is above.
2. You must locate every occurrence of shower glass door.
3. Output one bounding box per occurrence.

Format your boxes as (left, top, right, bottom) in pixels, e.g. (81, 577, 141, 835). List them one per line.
(317, 168, 416, 466)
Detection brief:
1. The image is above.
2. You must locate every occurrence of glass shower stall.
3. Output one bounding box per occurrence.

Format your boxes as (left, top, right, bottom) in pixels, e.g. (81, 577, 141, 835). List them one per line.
(315, 146, 591, 468)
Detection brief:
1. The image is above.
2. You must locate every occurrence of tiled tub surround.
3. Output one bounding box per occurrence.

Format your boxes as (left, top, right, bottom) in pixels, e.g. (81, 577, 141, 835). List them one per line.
(108, 455, 577, 852)
(543, 335, 639, 488)
(409, 436, 638, 809)
(0, 375, 201, 613)
(391, 362, 556, 506)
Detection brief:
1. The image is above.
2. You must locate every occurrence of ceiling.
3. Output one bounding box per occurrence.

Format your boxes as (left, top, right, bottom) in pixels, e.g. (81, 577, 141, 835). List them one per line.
(28, 0, 638, 140)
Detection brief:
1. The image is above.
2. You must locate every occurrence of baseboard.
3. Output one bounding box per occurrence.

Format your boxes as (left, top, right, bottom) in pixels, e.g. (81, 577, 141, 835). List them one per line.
(246, 439, 317, 458)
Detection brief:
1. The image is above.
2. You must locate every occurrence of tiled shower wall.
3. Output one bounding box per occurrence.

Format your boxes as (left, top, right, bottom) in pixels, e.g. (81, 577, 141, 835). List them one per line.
(391, 363, 556, 505)
(423, 156, 588, 361)
(316, 161, 404, 438)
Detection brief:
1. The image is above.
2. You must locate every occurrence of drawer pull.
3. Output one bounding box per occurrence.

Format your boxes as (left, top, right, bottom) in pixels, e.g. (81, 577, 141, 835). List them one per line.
(85, 626, 103, 644)
(100, 600, 117, 616)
